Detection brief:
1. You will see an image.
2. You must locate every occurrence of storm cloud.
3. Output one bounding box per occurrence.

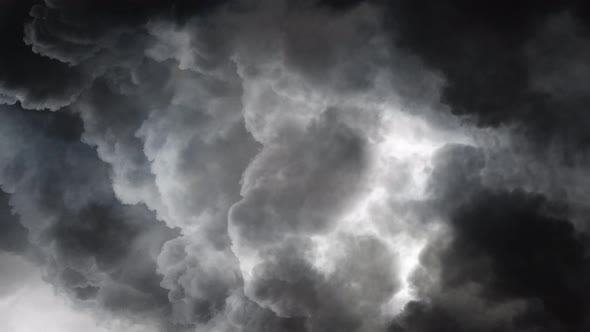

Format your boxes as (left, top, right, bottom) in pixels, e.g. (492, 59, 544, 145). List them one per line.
(0, 1, 590, 331)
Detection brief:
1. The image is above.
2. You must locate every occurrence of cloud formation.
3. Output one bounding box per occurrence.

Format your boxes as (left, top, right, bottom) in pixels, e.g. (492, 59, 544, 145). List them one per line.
(0, 1, 590, 331)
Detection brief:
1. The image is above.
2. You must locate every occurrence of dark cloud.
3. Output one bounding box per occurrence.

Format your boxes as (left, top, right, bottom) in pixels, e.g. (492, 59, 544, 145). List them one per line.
(1, 0, 590, 331)
(0, 0, 228, 111)
(0, 105, 180, 329)
(229, 108, 369, 247)
(249, 234, 398, 332)
(0, 191, 30, 253)
(0, 0, 89, 110)
(388, 0, 590, 146)
(392, 144, 590, 332)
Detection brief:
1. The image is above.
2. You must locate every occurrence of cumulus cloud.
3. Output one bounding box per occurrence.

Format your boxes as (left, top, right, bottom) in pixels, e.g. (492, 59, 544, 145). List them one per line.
(0, 1, 589, 331)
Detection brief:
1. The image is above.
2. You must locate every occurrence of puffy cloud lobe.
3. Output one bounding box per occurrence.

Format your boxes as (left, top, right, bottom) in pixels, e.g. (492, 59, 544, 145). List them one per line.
(230, 109, 368, 247)
(0, 1, 89, 110)
(388, 0, 590, 146)
(392, 144, 590, 332)
(0, 106, 180, 329)
(228, 107, 408, 330)
(19, 2, 260, 330)
(157, 234, 243, 326)
(248, 235, 398, 331)
(1, 0, 228, 111)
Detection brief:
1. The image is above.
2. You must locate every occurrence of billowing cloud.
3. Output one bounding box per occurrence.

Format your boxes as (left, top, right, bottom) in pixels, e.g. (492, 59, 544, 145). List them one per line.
(0, 1, 589, 331)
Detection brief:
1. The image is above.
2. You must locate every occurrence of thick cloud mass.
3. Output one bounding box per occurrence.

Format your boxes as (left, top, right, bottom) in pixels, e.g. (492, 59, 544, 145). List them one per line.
(0, 1, 590, 331)
(388, 0, 590, 146)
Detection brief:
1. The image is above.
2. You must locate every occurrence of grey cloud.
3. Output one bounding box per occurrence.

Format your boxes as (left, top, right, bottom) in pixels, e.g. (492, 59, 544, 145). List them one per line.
(0, 252, 39, 298)
(387, 0, 590, 148)
(0, 1, 91, 111)
(0, 191, 30, 254)
(392, 143, 590, 332)
(250, 234, 398, 331)
(0, 1, 446, 330)
(228, 108, 407, 330)
(157, 234, 242, 326)
(0, 105, 179, 329)
(3, 1, 590, 332)
(229, 109, 368, 247)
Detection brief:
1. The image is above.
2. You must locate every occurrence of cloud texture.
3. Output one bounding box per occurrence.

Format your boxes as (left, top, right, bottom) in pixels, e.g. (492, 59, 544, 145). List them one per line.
(1, 1, 590, 331)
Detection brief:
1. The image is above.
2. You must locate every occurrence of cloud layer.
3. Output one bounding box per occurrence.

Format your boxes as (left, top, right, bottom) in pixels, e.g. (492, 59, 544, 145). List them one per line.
(1, 1, 590, 331)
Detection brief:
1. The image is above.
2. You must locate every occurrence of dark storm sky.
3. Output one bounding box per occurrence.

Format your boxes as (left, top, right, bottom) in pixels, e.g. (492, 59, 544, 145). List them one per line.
(1, 1, 590, 332)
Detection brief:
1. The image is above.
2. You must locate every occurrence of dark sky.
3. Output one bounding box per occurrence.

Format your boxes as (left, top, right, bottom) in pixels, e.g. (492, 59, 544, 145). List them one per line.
(1, 1, 590, 331)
